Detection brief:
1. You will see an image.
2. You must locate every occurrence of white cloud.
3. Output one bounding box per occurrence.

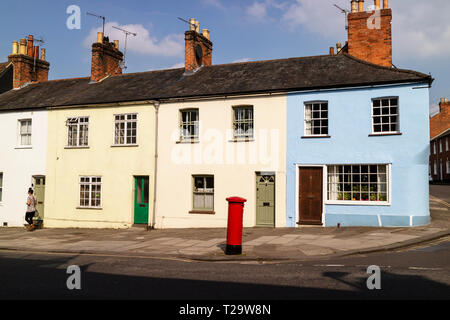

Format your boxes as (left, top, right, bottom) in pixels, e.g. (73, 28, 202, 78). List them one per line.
(392, 0, 450, 59)
(247, 2, 268, 20)
(84, 22, 184, 57)
(170, 62, 185, 69)
(202, 0, 225, 10)
(232, 58, 251, 63)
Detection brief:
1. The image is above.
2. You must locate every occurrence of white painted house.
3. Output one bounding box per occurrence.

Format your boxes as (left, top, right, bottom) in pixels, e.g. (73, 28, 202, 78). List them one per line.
(0, 109, 48, 227)
(0, 35, 50, 227)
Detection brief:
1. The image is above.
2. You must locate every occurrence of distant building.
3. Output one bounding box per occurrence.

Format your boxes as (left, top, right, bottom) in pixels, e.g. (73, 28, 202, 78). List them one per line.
(430, 98, 450, 183)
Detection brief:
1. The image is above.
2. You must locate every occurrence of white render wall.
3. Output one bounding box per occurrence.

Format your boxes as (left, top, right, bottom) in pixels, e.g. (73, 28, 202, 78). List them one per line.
(155, 95, 287, 229)
(0, 109, 47, 227)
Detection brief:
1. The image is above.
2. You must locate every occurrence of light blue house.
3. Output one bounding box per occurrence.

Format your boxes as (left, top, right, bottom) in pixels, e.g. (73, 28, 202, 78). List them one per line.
(286, 81, 432, 227)
(285, 1, 433, 228)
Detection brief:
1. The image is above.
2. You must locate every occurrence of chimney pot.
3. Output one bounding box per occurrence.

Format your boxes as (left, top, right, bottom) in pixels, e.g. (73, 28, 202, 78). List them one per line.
(190, 18, 196, 31)
(330, 47, 335, 55)
(114, 40, 119, 49)
(19, 38, 27, 55)
(34, 46, 39, 59)
(202, 29, 210, 40)
(27, 35, 34, 57)
(97, 32, 104, 44)
(195, 20, 200, 33)
(351, 0, 358, 13)
(336, 42, 342, 53)
(374, 0, 380, 9)
(41, 48, 46, 61)
(12, 41, 18, 55)
(441, 98, 445, 104)
(358, 0, 365, 12)
(383, 0, 388, 8)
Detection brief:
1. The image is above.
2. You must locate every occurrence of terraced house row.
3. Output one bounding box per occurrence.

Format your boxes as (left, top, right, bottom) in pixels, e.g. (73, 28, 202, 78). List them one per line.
(0, 1, 433, 229)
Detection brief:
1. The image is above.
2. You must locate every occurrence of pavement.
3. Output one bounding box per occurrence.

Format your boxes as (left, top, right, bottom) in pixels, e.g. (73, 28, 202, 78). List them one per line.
(0, 188, 449, 262)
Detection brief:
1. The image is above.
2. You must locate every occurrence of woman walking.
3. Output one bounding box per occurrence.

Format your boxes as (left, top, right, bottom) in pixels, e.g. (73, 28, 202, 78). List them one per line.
(25, 188, 36, 231)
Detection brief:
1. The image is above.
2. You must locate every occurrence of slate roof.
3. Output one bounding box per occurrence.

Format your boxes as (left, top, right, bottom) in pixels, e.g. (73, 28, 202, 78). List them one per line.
(0, 53, 432, 111)
(0, 62, 11, 74)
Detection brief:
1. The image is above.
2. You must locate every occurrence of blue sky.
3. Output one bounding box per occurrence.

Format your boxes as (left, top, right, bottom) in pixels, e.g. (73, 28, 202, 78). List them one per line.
(0, 0, 448, 111)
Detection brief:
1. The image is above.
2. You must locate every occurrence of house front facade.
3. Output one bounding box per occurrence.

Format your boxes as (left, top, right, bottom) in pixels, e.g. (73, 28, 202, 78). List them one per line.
(0, 35, 49, 227)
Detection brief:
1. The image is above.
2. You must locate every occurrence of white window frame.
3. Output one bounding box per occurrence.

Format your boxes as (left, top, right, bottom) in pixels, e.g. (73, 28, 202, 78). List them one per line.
(446, 137, 449, 152)
(179, 109, 199, 142)
(446, 158, 450, 174)
(439, 140, 443, 153)
(78, 176, 102, 209)
(434, 160, 438, 175)
(66, 117, 89, 147)
(0, 172, 3, 203)
(325, 164, 391, 206)
(113, 114, 138, 146)
(371, 97, 400, 134)
(304, 101, 329, 137)
(233, 105, 254, 140)
(192, 175, 214, 211)
(18, 119, 32, 147)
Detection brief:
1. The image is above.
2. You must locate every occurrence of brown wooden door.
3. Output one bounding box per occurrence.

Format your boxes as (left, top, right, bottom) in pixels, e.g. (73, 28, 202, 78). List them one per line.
(298, 167, 323, 225)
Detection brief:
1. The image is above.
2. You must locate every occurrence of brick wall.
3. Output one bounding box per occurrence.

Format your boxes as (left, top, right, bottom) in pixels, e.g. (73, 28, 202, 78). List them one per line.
(184, 30, 212, 72)
(8, 54, 50, 89)
(91, 42, 123, 82)
(347, 8, 392, 67)
(430, 133, 450, 182)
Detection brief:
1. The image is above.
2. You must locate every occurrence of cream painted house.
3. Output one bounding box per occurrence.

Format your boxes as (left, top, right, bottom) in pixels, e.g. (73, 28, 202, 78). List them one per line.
(44, 103, 156, 228)
(155, 96, 286, 228)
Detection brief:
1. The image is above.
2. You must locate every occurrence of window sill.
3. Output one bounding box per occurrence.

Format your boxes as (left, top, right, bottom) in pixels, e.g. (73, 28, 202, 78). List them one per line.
(15, 146, 32, 149)
(369, 133, 402, 137)
(325, 201, 390, 206)
(111, 144, 139, 148)
(301, 135, 331, 139)
(76, 206, 103, 210)
(228, 138, 255, 143)
(176, 140, 200, 144)
(65, 146, 90, 149)
(189, 210, 215, 215)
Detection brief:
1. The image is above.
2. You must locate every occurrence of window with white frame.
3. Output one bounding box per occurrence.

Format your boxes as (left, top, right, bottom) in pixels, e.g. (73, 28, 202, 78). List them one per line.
(192, 175, 214, 211)
(233, 106, 254, 139)
(304, 102, 328, 136)
(440, 140, 443, 153)
(180, 109, 199, 141)
(0, 172, 3, 202)
(372, 98, 399, 134)
(19, 119, 32, 146)
(447, 158, 450, 174)
(67, 117, 89, 147)
(446, 137, 449, 151)
(433, 142, 437, 154)
(79, 176, 102, 208)
(434, 160, 437, 175)
(327, 165, 389, 203)
(114, 114, 137, 145)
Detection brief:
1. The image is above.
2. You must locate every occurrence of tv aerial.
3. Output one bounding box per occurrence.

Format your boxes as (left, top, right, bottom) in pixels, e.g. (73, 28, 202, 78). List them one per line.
(87, 12, 106, 35)
(334, 4, 349, 30)
(112, 26, 137, 70)
(177, 17, 196, 30)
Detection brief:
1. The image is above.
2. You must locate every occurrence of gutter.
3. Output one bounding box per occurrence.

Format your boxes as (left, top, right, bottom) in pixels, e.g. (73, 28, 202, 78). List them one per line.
(151, 101, 160, 229)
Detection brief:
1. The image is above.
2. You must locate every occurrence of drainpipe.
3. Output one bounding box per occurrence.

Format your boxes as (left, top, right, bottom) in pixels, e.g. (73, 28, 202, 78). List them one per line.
(151, 101, 160, 229)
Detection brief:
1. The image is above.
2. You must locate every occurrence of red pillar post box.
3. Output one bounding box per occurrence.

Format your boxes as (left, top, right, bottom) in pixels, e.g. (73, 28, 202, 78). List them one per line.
(225, 197, 247, 255)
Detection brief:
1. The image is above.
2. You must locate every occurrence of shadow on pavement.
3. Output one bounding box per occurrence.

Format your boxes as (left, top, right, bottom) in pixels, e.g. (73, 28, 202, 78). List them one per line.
(0, 253, 449, 300)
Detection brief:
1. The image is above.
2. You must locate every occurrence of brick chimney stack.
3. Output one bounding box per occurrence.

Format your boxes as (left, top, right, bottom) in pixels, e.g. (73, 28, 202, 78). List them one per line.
(91, 32, 124, 82)
(184, 18, 213, 72)
(8, 35, 50, 89)
(347, 0, 392, 67)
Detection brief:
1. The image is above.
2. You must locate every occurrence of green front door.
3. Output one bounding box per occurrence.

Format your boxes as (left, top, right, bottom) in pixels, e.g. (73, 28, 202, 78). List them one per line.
(33, 176, 45, 220)
(256, 174, 275, 227)
(134, 176, 149, 224)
